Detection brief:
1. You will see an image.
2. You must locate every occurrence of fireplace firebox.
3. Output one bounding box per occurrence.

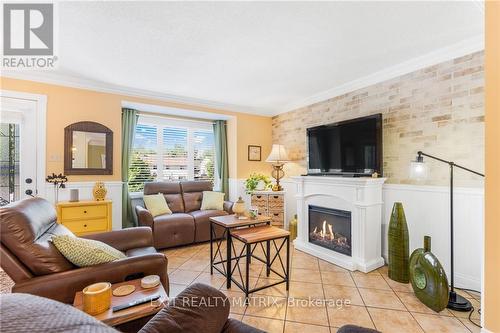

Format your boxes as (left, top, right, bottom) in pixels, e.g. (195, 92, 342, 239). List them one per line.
(308, 205, 352, 256)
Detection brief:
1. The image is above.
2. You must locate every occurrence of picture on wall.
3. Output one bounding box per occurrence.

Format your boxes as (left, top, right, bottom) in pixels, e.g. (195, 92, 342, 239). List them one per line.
(248, 145, 262, 161)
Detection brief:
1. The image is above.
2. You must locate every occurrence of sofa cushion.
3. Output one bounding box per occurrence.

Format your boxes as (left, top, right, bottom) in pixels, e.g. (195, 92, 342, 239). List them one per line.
(153, 213, 195, 249)
(0, 197, 74, 276)
(51, 235, 126, 267)
(180, 181, 213, 212)
(125, 246, 158, 257)
(189, 210, 228, 242)
(144, 182, 185, 213)
(143, 193, 172, 217)
(200, 191, 225, 211)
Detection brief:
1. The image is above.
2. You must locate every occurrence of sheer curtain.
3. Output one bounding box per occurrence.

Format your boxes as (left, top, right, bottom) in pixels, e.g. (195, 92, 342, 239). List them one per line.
(121, 108, 138, 227)
(213, 120, 229, 200)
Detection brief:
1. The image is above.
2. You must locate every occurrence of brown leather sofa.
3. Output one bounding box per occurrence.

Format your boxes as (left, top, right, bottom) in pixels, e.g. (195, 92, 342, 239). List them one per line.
(0, 283, 265, 333)
(136, 181, 233, 249)
(0, 197, 169, 304)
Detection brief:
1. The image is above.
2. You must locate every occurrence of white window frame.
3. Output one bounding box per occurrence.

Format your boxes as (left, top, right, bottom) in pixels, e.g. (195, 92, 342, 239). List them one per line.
(129, 115, 216, 196)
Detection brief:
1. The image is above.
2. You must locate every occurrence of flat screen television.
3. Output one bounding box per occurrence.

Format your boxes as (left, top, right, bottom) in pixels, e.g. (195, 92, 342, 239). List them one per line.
(307, 114, 382, 177)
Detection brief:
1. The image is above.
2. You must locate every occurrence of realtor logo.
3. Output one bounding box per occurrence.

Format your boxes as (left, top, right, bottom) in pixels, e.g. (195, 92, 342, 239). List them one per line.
(3, 3, 53, 55)
(2, 3, 57, 69)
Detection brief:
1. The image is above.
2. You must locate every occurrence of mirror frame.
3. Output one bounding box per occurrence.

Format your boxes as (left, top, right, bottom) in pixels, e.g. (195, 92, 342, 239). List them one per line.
(64, 121, 113, 175)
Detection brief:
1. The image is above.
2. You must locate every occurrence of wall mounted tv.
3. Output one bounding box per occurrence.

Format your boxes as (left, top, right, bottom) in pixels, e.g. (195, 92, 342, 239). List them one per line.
(307, 114, 382, 177)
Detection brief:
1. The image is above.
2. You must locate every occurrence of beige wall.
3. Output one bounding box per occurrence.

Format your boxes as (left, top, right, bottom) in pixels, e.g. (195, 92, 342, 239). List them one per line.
(272, 51, 485, 186)
(484, 2, 500, 331)
(0, 77, 273, 181)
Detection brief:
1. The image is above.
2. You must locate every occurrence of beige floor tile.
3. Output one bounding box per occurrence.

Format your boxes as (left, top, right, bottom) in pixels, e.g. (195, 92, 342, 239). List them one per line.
(168, 269, 200, 285)
(242, 315, 284, 333)
(219, 276, 259, 292)
(191, 272, 226, 289)
(254, 277, 289, 297)
(376, 265, 389, 275)
(290, 268, 322, 283)
(458, 317, 482, 333)
(292, 256, 320, 271)
(321, 271, 356, 287)
(286, 301, 329, 326)
(368, 307, 424, 333)
(289, 281, 325, 300)
(319, 259, 348, 272)
(449, 297, 481, 320)
(327, 304, 375, 329)
(165, 256, 189, 269)
(382, 274, 414, 292)
(178, 258, 209, 271)
(412, 313, 470, 333)
(284, 321, 330, 333)
(396, 291, 453, 316)
(228, 313, 243, 321)
(168, 283, 187, 298)
(323, 285, 364, 306)
(222, 290, 248, 315)
(352, 271, 391, 290)
(358, 288, 406, 310)
(245, 296, 287, 320)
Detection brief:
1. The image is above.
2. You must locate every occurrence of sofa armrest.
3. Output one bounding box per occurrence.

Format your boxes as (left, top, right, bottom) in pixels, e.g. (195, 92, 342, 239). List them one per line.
(82, 227, 153, 251)
(222, 318, 266, 333)
(136, 205, 155, 229)
(12, 253, 168, 304)
(140, 283, 229, 333)
(223, 201, 233, 214)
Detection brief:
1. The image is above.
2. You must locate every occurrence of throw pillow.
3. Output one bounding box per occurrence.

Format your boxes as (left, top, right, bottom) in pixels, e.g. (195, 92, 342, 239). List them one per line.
(51, 235, 126, 267)
(200, 191, 225, 210)
(143, 193, 172, 217)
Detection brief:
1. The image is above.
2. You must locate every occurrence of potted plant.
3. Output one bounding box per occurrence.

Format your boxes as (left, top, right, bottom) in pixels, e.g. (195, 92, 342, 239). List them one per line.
(244, 173, 272, 194)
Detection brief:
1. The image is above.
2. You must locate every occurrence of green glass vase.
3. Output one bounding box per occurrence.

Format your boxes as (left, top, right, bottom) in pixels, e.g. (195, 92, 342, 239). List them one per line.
(289, 214, 297, 241)
(409, 236, 449, 312)
(388, 202, 410, 283)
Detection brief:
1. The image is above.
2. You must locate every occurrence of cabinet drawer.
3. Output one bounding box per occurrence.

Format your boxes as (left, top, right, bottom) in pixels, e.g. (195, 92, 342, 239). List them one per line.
(268, 194, 284, 210)
(270, 211, 284, 226)
(61, 205, 107, 220)
(63, 218, 108, 235)
(251, 194, 268, 209)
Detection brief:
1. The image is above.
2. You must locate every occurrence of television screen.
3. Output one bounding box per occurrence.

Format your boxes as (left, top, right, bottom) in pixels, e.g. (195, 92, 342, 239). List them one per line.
(307, 114, 382, 176)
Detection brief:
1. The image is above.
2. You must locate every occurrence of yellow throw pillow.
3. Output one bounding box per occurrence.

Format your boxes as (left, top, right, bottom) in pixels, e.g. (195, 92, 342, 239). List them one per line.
(143, 193, 172, 217)
(200, 191, 225, 210)
(51, 235, 126, 267)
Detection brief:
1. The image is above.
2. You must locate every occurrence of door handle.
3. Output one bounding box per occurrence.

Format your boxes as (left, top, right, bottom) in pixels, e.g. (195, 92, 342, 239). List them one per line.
(25, 189, 34, 196)
(25, 178, 33, 184)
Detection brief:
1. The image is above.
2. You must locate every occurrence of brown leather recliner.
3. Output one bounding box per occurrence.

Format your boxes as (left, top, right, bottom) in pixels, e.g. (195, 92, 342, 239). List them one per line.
(0, 197, 169, 304)
(136, 181, 233, 249)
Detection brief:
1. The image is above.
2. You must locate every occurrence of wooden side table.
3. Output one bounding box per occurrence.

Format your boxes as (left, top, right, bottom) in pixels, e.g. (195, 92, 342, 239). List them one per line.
(73, 279, 167, 327)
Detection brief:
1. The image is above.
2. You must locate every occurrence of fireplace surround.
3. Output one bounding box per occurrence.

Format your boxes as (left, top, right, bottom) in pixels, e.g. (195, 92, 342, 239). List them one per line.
(293, 175, 386, 272)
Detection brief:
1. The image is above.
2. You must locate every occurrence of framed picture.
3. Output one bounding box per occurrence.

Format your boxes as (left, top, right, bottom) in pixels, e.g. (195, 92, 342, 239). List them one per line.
(248, 145, 262, 161)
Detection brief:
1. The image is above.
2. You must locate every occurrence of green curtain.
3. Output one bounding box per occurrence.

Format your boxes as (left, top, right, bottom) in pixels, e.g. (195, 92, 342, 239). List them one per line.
(121, 108, 139, 228)
(213, 120, 229, 200)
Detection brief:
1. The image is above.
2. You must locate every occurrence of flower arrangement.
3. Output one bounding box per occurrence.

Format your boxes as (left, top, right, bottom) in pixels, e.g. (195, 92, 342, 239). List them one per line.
(46, 173, 68, 203)
(244, 173, 272, 194)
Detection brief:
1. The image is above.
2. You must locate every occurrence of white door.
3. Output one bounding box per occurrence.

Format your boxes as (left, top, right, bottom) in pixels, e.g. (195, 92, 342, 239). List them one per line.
(0, 95, 41, 204)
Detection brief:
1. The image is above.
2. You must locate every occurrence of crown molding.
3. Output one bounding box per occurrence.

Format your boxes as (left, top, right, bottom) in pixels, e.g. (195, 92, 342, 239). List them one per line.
(276, 35, 485, 115)
(0, 70, 273, 116)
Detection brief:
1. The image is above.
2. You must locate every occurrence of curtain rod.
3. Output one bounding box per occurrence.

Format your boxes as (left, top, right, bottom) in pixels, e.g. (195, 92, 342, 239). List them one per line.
(137, 110, 218, 125)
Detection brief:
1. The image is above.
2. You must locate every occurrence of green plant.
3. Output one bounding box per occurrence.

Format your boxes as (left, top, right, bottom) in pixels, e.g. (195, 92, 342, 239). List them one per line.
(244, 173, 272, 194)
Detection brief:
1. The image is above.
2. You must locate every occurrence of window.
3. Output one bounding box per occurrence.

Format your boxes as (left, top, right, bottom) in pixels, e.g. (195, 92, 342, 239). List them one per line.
(128, 116, 216, 192)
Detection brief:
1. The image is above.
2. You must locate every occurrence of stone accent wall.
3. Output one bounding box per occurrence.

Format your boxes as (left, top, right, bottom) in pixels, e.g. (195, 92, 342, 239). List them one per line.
(272, 51, 484, 186)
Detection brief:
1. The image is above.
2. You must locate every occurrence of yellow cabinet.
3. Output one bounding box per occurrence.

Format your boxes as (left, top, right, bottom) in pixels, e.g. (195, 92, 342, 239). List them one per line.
(57, 200, 112, 236)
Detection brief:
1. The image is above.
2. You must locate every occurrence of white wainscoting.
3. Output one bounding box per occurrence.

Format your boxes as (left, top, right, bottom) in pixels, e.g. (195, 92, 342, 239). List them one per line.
(44, 181, 123, 230)
(228, 177, 483, 290)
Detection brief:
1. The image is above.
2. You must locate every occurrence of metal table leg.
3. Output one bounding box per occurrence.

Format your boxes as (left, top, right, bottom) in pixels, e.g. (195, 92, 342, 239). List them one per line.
(226, 227, 232, 288)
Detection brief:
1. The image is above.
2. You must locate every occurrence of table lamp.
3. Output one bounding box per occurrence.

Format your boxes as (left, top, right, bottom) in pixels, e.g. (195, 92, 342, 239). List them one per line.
(266, 144, 290, 191)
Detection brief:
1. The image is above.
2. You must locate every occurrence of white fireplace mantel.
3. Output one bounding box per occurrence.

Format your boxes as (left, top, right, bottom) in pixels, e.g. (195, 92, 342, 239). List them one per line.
(292, 175, 387, 273)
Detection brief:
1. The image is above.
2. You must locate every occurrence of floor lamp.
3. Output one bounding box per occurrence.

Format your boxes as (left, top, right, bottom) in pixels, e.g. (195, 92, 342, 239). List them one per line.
(410, 151, 484, 311)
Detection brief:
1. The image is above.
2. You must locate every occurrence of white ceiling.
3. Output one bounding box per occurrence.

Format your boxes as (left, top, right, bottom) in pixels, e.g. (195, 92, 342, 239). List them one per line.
(5, 1, 484, 115)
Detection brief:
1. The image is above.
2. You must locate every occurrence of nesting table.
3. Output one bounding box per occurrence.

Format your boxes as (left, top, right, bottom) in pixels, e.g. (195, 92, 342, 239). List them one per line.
(209, 214, 290, 298)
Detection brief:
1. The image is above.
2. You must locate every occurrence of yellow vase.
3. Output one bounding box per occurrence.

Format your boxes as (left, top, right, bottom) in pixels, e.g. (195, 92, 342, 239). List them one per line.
(92, 182, 107, 201)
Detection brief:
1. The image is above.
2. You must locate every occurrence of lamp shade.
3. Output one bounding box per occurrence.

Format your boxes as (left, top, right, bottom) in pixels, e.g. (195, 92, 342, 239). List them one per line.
(409, 160, 429, 180)
(266, 144, 290, 163)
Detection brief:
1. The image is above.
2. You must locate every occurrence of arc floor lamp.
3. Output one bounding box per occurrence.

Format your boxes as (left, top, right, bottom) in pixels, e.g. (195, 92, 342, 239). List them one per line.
(410, 151, 484, 311)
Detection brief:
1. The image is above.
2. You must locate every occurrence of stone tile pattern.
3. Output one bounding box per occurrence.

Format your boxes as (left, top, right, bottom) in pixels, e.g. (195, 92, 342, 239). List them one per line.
(0, 242, 482, 332)
(272, 51, 484, 186)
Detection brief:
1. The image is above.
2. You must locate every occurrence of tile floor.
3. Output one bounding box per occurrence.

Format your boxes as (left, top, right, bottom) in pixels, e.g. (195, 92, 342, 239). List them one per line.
(162, 242, 482, 333)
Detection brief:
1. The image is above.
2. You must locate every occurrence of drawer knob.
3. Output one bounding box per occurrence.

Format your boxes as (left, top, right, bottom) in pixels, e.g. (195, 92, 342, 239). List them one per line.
(83, 210, 87, 213)
(274, 213, 279, 216)
(256, 196, 262, 199)
(84, 224, 87, 227)
(273, 196, 279, 199)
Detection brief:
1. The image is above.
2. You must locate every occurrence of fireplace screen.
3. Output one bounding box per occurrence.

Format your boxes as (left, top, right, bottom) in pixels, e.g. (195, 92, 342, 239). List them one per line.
(308, 205, 352, 256)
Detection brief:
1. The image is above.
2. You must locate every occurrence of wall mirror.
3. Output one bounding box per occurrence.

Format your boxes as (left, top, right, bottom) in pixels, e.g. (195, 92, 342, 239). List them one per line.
(64, 121, 113, 175)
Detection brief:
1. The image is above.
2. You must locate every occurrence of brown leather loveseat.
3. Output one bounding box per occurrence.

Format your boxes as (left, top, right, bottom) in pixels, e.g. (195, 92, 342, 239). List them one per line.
(135, 181, 233, 249)
(0, 197, 169, 304)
